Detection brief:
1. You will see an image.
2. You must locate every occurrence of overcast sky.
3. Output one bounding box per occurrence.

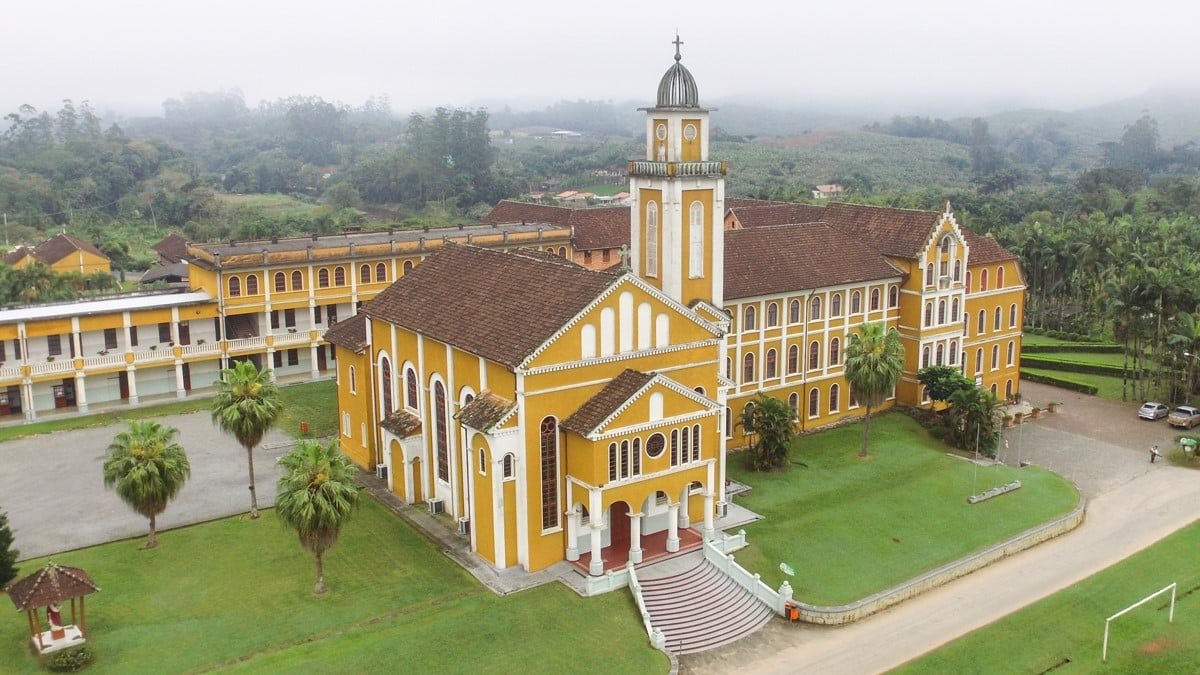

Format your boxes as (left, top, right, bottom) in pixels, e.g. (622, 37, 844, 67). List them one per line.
(5, 0, 1198, 119)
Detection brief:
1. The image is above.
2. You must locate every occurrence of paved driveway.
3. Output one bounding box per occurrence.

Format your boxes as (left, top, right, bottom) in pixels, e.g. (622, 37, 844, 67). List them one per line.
(0, 412, 293, 559)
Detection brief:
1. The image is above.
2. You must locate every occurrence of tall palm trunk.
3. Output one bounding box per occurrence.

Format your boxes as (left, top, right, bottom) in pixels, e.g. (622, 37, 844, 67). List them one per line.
(245, 445, 259, 519)
(859, 405, 872, 458)
(314, 551, 326, 594)
(147, 513, 157, 549)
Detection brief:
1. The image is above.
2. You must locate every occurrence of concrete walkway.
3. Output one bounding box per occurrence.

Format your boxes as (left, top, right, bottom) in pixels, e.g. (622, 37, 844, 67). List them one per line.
(683, 381, 1200, 673)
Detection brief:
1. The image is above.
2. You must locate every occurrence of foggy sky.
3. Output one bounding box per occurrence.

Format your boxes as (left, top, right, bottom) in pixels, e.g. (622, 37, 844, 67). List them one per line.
(5, 0, 1198, 119)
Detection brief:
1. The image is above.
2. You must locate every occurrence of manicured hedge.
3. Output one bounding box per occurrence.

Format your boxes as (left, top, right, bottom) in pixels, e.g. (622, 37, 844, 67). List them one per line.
(1020, 371, 1099, 395)
(1019, 354, 1141, 378)
(1021, 343, 1123, 354)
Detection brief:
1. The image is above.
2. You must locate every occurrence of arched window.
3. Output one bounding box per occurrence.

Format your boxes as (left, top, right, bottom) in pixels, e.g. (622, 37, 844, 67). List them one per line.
(360, 264, 371, 284)
(808, 388, 819, 417)
(609, 443, 619, 481)
(1007, 341, 1015, 366)
(645, 201, 659, 277)
(994, 307, 1002, 331)
(540, 417, 559, 530)
(690, 423, 700, 461)
(479, 448, 487, 475)
(949, 339, 958, 364)
(809, 341, 820, 370)
(246, 275, 259, 295)
(940, 234, 951, 254)
(938, 300, 946, 325)
(810, 296, 822, 320)
(830, 383, 840, 412)
(990, 383, 998, 396)
(953, 259, 962, 281)
(788, 392, 799, 417)
(789, 299, 801, 323)
(951, 297, 960, 322)
(670, 429, 680, 466)
(1005, 380, 1014, 399)
(851, 291, 861, 314)
(380, 357, 393, 414)
(766, 302, 779, 327)
(744, 305, 757, 330)
(829, 337, 840, 366)
(558, 247, 566, 258)
(334, 266, 346, 286)
(348, 366, 356, 394)
(936, 344, 944, 365)
(725, 357, 732, 379)
(925, 302, 933, 327)
(980, 268, 989, 291)
(965, 270, 972, 293)
(991, 345, 1000, 370)
(870, 288, 880, 311)
(831, 293, 842, 317)
(765, 349, 778, 378)
(975, 348, 983, 374)
(318, 268, 330, 288)
(274, 272, 286, 293)
(925, 263, 934, 286)
(888, 286, 898, 308)
(435, 382, 449, 481)
(680, 428, 689, 465)
(405, 368, 418, 410)
(743, 353, 755, 383)
(376, 263, 387, 282)
(977, 309, 986, 334)
(788, 344, 799, 374)
(228, 276, 241, 297)
(922, 346, 930, 368)
(996, 266, 1004, 288)
(1009, 303, 1018, 328)
(688, 201, 704, 278)
(291, 270, 303, 290)
(403, 260, 413, 274)
(502, 453, 514, 479)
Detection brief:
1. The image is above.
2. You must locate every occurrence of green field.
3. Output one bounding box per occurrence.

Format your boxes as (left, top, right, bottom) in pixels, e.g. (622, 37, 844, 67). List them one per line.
(2, 499, 666, 674)
(729, 413, 1079, 605)
(895, 521, 1200, 674)
(1023, 367, 1144, 401)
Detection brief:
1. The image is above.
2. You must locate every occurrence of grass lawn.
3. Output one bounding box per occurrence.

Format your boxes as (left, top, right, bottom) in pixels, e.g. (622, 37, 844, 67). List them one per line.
(2, 498, 666, 674)
(1027, 352, 1130, 367)
(0, 381, 337, 444)
(894, 521, 1200, 674)
(728, 413, 1079, 605)
(1022, 368, 1152, 402)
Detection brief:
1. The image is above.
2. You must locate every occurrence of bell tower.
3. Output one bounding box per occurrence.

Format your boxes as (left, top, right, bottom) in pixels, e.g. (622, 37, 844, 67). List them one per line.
(629, 36, 726, 308)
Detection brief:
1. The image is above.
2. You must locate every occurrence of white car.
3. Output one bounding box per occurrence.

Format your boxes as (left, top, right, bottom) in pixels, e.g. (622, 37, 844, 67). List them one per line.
(1138, 402, 1169, 420)
(1168, 406, 1200, 429)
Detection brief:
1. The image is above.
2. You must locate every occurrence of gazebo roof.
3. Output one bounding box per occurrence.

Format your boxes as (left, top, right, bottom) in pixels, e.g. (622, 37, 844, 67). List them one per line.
(8, 564, 99, 611)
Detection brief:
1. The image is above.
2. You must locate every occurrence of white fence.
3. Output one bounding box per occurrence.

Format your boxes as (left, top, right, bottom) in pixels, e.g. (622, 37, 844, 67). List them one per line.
(702, 538, 792, 616)
(626, 563, 667, 649)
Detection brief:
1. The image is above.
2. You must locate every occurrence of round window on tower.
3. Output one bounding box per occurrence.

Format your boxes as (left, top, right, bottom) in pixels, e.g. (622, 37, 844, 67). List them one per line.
(655, 123, 667, 140)
(684, 123, 697, 141)
(646, 432, 666, 459)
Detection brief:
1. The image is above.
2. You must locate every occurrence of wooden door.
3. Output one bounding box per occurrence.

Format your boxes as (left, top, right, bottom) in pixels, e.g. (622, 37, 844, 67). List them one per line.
(118, 372, 129, 399)
(609, 502, 630, 549)
(316, 346, 327, 371)
(182, 363, 191, 390)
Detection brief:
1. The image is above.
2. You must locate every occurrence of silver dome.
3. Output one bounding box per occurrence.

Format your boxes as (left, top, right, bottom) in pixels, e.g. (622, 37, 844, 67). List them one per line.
(656, 37, 699, 108)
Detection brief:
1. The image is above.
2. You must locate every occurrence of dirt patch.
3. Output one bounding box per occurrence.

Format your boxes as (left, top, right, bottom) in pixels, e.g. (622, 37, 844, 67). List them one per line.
(1139, 637, 1177, 655)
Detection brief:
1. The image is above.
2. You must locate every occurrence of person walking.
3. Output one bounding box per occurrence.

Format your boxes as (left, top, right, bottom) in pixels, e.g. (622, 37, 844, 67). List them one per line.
(1150, 445, 1160, 463)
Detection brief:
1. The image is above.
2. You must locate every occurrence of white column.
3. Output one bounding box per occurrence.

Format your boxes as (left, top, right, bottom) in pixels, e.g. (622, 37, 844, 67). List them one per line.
(629, 511, 644, 564)
(174, 362, 186, 399)
(588, 489, 604, 576)
(404, 453, 416, 505)
(678, 497, 691, 529)
(565, 506, 580, 562)
(126, 366, 139, 405)
(309, 344, 320, 379)
(73, 373, 88, 413)
(703, 492, 715, 541)
(666, 502, 680, 553)
(21, 379, 35, 421)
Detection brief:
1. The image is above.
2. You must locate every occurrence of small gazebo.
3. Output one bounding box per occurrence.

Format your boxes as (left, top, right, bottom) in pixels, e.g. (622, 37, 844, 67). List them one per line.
(8, 563, 99, 655)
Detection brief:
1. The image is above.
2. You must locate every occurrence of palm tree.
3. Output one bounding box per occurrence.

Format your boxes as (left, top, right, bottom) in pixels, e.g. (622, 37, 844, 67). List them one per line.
(844, 322, 905, 458)
(275, 440, 360, 594)
(212, 360, 282, 519)
(102, 421, 191, 548)
(947, 386, 1002, 456)
(738, 394, 796, 471)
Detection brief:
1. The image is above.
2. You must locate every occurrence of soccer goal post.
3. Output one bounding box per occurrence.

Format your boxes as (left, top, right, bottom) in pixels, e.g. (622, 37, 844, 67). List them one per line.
(1102, 582, 1176, 662)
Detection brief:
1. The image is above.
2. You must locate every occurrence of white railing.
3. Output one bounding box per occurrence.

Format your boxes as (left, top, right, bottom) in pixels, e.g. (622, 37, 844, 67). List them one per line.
(271, 331, 312, 347)
(84, 353, 127, 370)
(29, 359, 75, 376)
(584, 566, 631, 596)
(703, 539, 792, 616)
(627, 563, 667, 649)
(227, 336, 267, 352)
(0, 365, 21, 380)
(182, 341, 221, 357)
(131, 347, 174, 364)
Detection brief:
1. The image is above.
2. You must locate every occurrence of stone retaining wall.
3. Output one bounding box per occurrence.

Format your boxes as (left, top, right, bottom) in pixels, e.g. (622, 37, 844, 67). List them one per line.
(796, 501, 1087, 625)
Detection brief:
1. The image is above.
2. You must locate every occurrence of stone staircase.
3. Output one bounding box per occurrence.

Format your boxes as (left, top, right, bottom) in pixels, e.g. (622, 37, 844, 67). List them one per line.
(638, 560, 775, 655)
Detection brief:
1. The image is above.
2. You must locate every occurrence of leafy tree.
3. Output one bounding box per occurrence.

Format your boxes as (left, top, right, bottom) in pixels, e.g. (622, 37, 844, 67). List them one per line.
(918, 365, 974, 405)
(946, 386, 1002, 456)
(1102, 115, 1161, 175)
(844, 323, 905, 458)
(212, 360, 282, 519)
(739, 394, 796, 471)
(0, 508, 18, 588)
(102, 421, 191, 548)
(275, 440, 360, 594)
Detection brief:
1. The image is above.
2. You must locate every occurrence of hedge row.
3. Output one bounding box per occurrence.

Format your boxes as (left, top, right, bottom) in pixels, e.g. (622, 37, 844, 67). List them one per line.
(1022, 327, 1106, 342)
(1021, 343, 1123, 354)
(1020, 354, 1143, 378)
(1020, 371, 1099, 395)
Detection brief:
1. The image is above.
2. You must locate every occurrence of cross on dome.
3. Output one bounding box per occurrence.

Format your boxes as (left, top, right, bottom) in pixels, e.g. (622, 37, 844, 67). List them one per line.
(673, 34, 683, 62)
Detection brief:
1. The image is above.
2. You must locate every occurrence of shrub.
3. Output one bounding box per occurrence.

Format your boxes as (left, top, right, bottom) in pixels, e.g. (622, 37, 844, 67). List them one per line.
(1021, 372, 1099, 395)
(47, 646, 93, 672)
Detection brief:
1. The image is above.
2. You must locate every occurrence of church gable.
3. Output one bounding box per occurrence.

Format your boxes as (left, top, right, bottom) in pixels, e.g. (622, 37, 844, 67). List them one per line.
(562, 369, 717, 440)
(521, 274, 721, 370)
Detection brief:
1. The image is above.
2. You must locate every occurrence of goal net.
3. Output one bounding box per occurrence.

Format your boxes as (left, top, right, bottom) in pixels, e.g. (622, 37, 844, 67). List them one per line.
(1102, 583, 1176, 662)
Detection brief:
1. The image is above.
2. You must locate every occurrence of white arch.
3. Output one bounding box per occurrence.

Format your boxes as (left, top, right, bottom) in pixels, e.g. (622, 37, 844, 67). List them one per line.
(580, 323, 597, 359)
(655, 313, 670, 348)
(637, 302, 652, 350)
(600, 307, 615, 356)
(619, 291, 634, 352)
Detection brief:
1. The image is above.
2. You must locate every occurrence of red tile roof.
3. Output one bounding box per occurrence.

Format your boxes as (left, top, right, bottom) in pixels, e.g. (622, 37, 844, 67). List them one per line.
(381, 410, 422, 437)
(33, 234, 107, 265)
(456, 391, 517, 431)
(362, 244, 620, 368)
(562, 369, 656, 435)
(724, 224, 902, 300)
(1, 247, 32, 266)
(482, 200, 628, 251)
(962, 230, 1018, 264)
(8, 564, 100, 611)
(481, 200, 573, 227)
(726, 203, 826, 229)
(819, 202, 941, 258)
(153, 233, 191, 264)
(322, 314, 368, 353)
(725, 198, 784, 209)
